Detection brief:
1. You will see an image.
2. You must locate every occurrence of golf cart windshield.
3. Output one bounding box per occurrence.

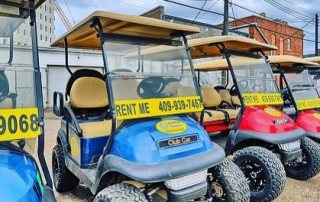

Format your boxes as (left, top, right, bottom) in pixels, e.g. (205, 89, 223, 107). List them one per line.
(230, 57, 283, 106)
(285, 70, 320, 110)
(104, 42, 202, 120)
(0, 15, 40, 152)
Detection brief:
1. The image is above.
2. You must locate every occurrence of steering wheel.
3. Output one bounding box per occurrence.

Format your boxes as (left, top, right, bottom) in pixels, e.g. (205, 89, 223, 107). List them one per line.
(0, 72, 9, 103)
(230, 85, 237, 95)
(137, 76, 166, 98)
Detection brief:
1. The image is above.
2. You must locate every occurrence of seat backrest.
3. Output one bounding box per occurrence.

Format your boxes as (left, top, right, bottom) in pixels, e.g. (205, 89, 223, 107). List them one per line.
(219, 89, 232, 105)
(232, 95, 241, 106)
(201, 86, 221, 108)
(70, 77, 108, 109)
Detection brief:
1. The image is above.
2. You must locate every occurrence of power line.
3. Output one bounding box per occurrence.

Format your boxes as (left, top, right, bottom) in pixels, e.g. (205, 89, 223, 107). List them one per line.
(264, 0, 311, 22)
(164, 0, 320, 44)
(281, 0, 314, 16)
(198, 0, 220, 19)
(63, 0, 75, 24)
(192, 0, 208, 22)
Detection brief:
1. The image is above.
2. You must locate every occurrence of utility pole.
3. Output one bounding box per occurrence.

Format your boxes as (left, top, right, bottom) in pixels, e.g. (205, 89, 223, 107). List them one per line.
(316, 13, 319, 56)
(222, 0, 229, 36)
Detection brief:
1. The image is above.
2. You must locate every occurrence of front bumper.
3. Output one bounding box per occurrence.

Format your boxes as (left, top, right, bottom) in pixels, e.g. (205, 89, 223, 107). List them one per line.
(233, 127, 307, 145)
(307, 132, 320, 140)
(98, 141, 225, 183)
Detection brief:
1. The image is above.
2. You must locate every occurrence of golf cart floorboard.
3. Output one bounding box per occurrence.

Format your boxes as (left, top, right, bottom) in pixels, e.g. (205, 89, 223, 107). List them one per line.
(67, 157, 97, 187)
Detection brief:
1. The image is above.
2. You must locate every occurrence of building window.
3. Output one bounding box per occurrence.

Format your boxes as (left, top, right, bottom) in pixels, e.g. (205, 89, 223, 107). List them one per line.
(50, 27, 52, 33)
(40, 13, 42, 19)
(45, 15, 47, 22)
(45, 5, 47, 11)
(45, 26, 47, 32)
(40, 24, 42, 30)
(23, 29, 26, 36)
(50, 38, 52, 43)
(40, 34, 43, 41)
(45, 36, 48, 42)
(279, 37, 284, 55)
(49, 7, 51, 14)
(3, 39, 8, 44)
(287, 38, 291, 51)
(271, 35, 276, 55)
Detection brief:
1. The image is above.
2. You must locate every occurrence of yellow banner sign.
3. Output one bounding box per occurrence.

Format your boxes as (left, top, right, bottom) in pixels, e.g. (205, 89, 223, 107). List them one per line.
(296, 98, 320, 110)
(115, 96, 203, 120)
(242, 93, 283, 106)
(0, 108, 41, 142)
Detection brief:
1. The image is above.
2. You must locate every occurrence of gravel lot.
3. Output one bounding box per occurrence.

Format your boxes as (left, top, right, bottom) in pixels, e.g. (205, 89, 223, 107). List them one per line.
(43, 111, 320, 202)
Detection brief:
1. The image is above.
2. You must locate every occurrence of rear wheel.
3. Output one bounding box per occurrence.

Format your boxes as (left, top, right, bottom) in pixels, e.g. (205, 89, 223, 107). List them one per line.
(52, 144, 79, 192)
(94, 183, 147, 202)
(285, 137, 320, 180)
(233, 146, 286, 202)
(209, 159, 250, 202)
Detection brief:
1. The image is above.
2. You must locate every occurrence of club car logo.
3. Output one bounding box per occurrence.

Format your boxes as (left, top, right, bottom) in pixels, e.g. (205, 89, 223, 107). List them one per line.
(156, 120, 187, 134)
(264, 107, 281, 117)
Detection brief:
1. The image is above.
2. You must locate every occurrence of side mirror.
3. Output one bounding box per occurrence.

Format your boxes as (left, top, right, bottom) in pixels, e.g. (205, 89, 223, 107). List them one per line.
(53, 91, 64, 117)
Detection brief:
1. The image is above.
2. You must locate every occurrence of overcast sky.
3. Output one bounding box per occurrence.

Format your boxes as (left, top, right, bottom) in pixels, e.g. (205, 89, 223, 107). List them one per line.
(54, 0, 319, 55)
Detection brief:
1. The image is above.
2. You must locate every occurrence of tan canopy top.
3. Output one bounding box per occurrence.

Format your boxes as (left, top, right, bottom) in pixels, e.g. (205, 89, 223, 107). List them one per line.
(188, 36, 277, 59)
(194, 57, 265, 71)
(268, 55, 318, 68)
(126, 35, 277, 60)
(305, 56, 320, 63)
(51, 11, 200, 49)
(0, 0, 45, 16)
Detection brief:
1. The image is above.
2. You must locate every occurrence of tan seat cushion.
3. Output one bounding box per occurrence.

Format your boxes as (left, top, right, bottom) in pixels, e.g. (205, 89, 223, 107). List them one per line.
(223, 109, 240, 119)
(70, 77, 108, 108)
(219, 89, 232, 105)
(80, 120, 112, 138)
(201, 87, 221, 107)
(202, 110, 226, 122)
(231, 96, 241, 106)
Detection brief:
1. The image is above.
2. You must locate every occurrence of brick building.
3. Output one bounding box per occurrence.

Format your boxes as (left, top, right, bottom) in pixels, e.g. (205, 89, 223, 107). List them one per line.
(228, 13, 304, 57)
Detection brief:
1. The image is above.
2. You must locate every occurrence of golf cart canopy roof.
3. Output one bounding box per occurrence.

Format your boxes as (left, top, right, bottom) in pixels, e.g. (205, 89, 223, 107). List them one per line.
(0, 0, 45, 37)
(194, 57, 264, 71)
(305, 56, 320, 63)
(268, 55, 318, 68)
(0, 0, 45, 16)
(188, 36, 277, 59)
(51, 11, 200, 49)
(126, 36, 277, 61)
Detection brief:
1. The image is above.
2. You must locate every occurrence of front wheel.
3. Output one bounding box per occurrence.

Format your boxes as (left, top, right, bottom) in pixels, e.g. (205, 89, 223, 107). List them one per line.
(285, 137, 320, 180)
(209, 159, 250, 202)
(94, 183, 148, 202)
(233, 146, 286, 202)
(52, 144, 79, 192)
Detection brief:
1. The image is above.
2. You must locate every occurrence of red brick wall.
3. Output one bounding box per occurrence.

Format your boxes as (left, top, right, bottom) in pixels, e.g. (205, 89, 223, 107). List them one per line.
(229, 16, 303, 57)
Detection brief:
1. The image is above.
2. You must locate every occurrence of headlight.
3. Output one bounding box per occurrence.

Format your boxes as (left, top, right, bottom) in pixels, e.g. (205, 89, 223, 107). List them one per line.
(278, 140, 300, 151)
(164, 170, 207, 190)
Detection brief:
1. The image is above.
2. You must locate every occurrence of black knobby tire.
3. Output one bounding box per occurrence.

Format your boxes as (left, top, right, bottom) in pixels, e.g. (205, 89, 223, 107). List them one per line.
(210, 159, 250, 202)
(94, 183, 148, 202)
(285, 137, 320, 180)
(52, 144, 79, 192)
(233, 146, 286, 202)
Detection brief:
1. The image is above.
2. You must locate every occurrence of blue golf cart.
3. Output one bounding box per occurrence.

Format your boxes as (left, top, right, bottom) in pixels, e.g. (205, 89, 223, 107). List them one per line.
(51, 11, 250, 201)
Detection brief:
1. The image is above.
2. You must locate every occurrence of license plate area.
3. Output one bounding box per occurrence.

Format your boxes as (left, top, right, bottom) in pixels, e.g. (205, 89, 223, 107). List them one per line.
(158, 134, 198, 149)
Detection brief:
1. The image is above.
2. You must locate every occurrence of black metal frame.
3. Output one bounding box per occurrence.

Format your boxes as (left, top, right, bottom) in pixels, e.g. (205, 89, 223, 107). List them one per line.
(29, 0, 53, 188)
